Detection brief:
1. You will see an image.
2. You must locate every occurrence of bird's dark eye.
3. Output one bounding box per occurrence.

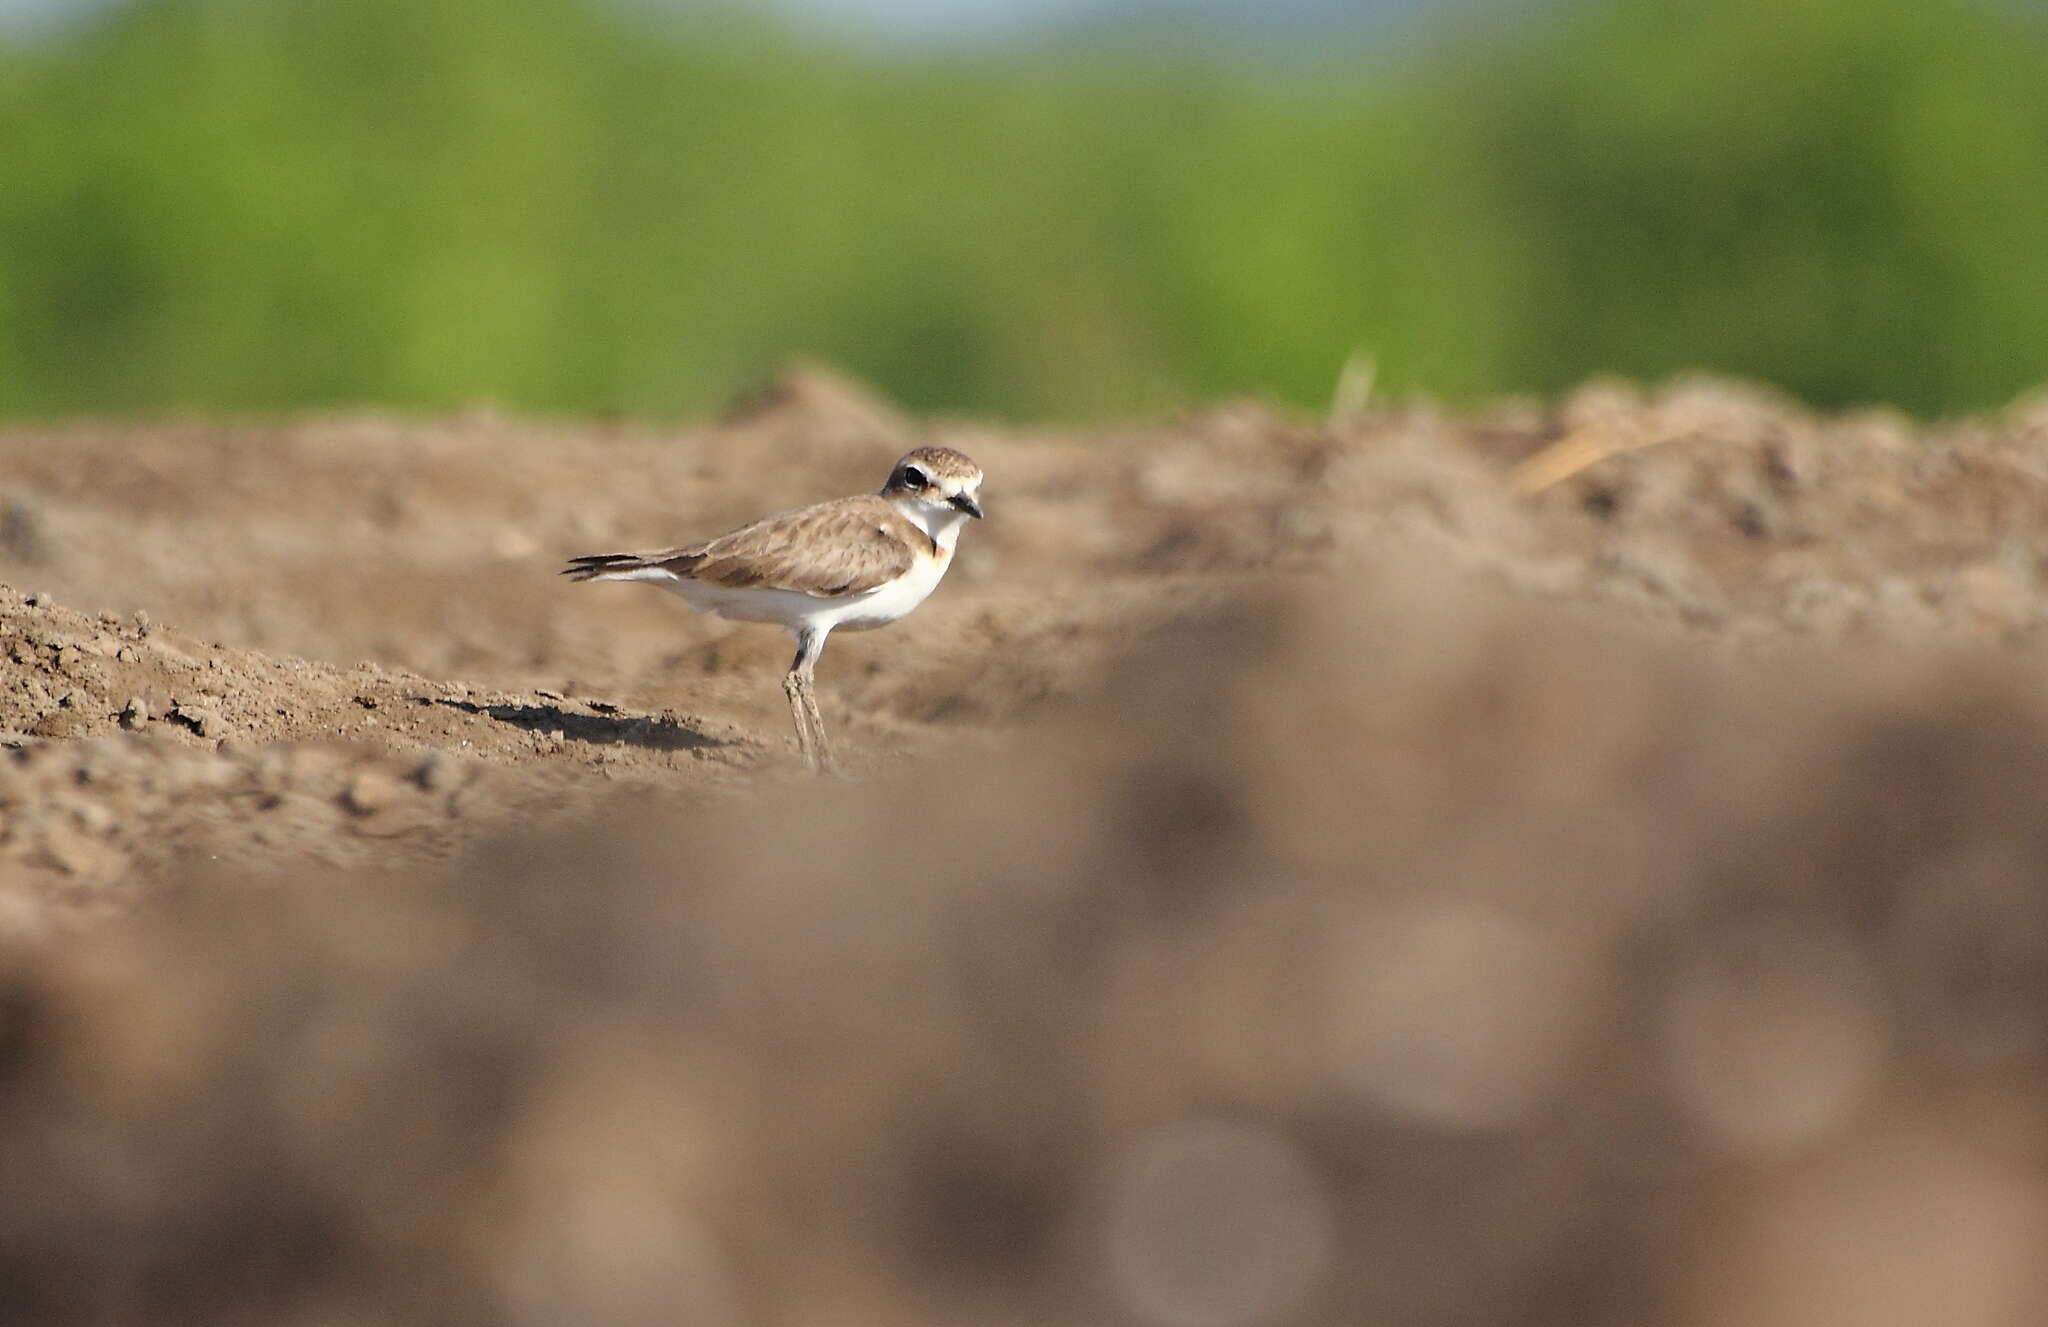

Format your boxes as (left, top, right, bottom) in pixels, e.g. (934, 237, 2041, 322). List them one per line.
(899, 466, 927, 488)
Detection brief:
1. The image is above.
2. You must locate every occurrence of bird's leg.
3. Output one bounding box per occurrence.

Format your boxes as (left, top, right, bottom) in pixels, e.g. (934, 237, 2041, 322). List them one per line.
(782, 667, 818, 769)
(784, 628, 836, 775)
(801, 682, 836, 774)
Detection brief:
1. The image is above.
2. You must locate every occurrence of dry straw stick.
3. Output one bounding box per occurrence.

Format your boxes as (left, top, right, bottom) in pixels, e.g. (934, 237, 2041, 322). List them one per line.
(1508, 425, 1682, 495)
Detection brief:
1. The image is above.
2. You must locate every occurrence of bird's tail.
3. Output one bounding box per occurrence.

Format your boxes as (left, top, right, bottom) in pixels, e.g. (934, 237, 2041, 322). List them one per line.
(562, 552, 666, 583)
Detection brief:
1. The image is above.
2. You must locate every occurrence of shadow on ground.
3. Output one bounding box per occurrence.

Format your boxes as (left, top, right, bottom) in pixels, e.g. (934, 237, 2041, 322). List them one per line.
(431, 698, 728, 753)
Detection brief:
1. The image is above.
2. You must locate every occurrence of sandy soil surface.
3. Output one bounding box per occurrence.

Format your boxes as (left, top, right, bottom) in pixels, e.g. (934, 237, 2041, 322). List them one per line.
(5, 369, 2048, 1323)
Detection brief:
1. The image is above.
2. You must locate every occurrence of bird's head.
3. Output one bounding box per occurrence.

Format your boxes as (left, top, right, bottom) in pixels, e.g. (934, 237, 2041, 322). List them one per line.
(883, 446, 984, 523)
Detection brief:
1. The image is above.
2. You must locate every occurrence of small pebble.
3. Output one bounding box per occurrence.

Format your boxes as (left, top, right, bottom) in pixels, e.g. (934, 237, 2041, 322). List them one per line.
(70, 799, 114, 836)
(120, 697, 149, 730)
(130, 609, 151, 634)
(414, 751, 466, 791)
(343, 769, 400, 815)
(39, 821, 96, 875)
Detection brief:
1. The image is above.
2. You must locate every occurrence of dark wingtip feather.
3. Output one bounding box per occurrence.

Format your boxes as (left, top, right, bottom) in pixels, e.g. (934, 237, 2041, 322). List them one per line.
(561, 553, 636, 582)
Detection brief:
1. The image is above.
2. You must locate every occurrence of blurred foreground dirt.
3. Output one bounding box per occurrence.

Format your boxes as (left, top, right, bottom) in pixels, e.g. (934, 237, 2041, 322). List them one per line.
(4, 371, 2048, 1324)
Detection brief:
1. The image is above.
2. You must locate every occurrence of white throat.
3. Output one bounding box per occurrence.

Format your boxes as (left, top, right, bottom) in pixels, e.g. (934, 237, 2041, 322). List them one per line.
(890, 496, 973, 552)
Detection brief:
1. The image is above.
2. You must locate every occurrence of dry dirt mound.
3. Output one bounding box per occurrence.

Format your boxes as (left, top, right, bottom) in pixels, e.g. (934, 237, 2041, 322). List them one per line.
(6, 372, 2048, 1323)
(0, 587, 769, 938)
(7, 370, 2048, 936)
(4, 572, 2048, 1326)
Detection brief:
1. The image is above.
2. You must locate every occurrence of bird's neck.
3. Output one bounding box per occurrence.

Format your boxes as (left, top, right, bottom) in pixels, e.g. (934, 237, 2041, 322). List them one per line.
(889, 497, 970, 555)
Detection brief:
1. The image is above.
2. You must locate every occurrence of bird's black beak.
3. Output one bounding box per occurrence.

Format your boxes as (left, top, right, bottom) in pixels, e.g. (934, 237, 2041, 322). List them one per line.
(950, 492, 984, 519)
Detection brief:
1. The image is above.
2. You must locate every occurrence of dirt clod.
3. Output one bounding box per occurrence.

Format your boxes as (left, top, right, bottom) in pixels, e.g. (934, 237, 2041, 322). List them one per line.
(169, 702, 224, 739)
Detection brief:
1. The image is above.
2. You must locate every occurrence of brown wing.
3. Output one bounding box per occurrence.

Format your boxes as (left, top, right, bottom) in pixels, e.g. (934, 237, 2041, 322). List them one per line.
(635, 495, 922, 597)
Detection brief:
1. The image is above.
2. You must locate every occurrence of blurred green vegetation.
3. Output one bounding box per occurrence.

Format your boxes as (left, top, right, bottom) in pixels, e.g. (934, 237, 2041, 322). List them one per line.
(1, 0, 2044, 421)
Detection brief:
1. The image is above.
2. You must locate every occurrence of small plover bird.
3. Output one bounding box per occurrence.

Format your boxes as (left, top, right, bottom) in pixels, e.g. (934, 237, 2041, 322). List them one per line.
(564, 446, 984, 772)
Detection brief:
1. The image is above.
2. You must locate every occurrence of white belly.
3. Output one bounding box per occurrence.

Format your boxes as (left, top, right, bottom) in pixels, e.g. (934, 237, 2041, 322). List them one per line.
(657, 550, 952, 636)
(824, 552, 951, 631)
